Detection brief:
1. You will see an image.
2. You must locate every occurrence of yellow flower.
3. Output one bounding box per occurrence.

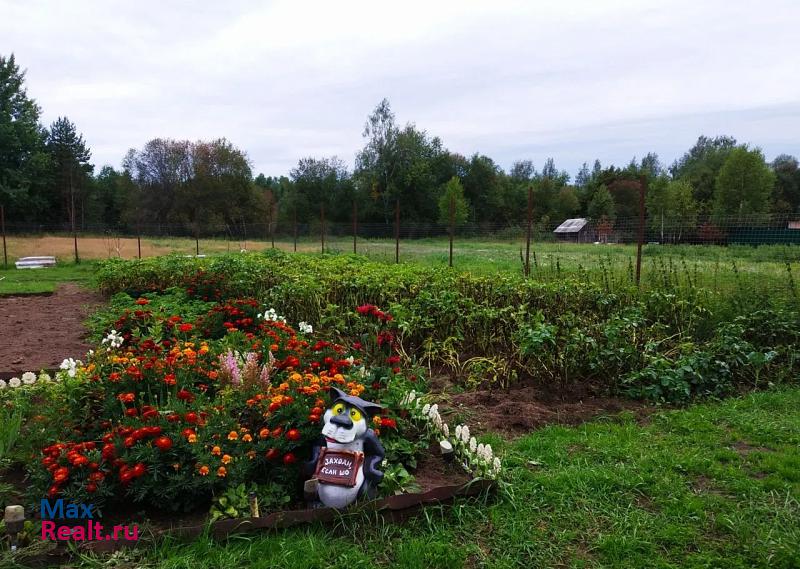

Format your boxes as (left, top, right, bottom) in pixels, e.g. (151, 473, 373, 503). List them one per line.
(188, 434, 197, 443)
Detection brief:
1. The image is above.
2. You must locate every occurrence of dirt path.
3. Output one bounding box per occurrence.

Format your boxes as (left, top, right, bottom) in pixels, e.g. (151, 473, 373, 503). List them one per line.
(0, 283, 103, 376)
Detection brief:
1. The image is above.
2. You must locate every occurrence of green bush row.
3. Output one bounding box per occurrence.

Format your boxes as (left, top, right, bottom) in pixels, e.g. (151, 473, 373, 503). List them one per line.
(95, 252, 800, 402)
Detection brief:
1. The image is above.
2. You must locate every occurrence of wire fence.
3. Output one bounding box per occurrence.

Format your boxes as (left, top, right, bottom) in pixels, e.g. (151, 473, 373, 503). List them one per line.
(2, 205, 800, 300)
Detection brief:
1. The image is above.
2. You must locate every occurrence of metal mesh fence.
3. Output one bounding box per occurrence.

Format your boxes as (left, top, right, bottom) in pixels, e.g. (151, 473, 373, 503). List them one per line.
(2, 212, 799, 300)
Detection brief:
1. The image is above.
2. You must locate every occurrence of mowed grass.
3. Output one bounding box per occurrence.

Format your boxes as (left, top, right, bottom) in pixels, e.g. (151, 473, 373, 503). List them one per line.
(0, 262, 95, 295)
(6, 234, 800, 298)
(66, 388, 800, 569)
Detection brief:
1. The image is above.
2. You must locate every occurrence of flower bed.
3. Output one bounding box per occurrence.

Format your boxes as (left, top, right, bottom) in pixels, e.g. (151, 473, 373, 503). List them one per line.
(2, 287, 499, 528)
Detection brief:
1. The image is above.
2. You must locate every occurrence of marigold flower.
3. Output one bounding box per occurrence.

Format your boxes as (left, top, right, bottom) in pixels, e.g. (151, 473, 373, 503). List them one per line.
(211, 445, 221, 456)
(216, 466, 227, 477)
(188, 434, 197, 443)
(242, 434, 252, 442)
(227, 431, 239, 441)
(221, 454, 232, 464)
(179, 323, 194, 332)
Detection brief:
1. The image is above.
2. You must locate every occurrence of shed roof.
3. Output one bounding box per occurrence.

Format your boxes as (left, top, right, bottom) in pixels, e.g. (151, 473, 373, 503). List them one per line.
(553, 218, 588, 233)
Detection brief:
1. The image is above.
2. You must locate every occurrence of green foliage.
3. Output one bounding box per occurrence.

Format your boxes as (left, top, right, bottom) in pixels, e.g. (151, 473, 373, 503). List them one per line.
(714, 146, 775, 218)
(0, 54, 52, 222)
(587, 185, 615, 221)
(437, 177, 470, 226)
(61, 387, 800, 568)
(94, 252, 800, 401)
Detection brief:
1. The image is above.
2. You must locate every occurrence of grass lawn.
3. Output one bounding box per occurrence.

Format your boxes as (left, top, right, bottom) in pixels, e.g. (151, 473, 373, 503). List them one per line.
(6, 234, 800, 300)
(68, 388, 799, 569)
(0, 262, 96, 295)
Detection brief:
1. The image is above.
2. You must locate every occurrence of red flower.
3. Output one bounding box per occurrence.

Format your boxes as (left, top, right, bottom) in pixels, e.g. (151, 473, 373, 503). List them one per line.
(387, 355, 400, 365)
(125, 408, 138, 417)
(282, 452, 297, 465)
(286, 429, 301, 441)
(117, 392, 135, 403)
(356, 304, 375, 315)
(71, 455, 89, 467)
(265, 448, 280, 461)
(184, 412, 199, 424)
(86, 483, 97, 493)
(163, 373, 176, 386)
(154, 436, 173, 452)
(132, 463, 147, 477)
(380, 418, 397, 429)
(179, 323, 194, 332)
(177, 389, 194, 402)
(135, 298, 150, 305)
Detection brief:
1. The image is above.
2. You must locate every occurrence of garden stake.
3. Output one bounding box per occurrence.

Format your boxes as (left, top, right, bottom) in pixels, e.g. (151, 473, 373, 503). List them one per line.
(1, 204, 7, 268)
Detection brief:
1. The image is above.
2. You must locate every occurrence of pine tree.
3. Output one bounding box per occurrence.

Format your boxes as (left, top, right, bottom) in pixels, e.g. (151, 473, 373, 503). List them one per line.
(46, 116, 93, 227)
(0, 54, 51, 221)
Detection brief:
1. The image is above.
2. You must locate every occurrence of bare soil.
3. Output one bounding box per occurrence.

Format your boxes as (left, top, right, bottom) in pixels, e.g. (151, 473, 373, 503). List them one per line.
(438, 380, 652, 437)
(0, 283, 102, 376)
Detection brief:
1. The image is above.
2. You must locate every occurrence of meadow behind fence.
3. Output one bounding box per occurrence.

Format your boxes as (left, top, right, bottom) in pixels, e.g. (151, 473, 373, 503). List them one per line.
(3, 212, 799, 303)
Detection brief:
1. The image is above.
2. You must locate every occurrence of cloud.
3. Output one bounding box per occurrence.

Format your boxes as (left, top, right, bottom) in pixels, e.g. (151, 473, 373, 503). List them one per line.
(3, 0, 798, 178)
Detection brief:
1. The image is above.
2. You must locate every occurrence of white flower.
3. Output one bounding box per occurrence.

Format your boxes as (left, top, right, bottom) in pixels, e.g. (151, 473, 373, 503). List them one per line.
(428, 404, 439, 419)
(298, 321, 313, 334)
(346, 355, 355, 366)
(8, 377, 21, 388)
(21, 371, 37, 385)
(258, 307, 286, 323)
(101, 329, 124, 349)
(461, 426, 470, 445)
(38, 372, 51, 382)
(493, 457, 502, 474)
(59, 358, 81, 378)
(483, 444, 493, 462)
(477, 443, 485, 458)
(421, 403, 431, 416)
(469, 437, 477, 453)
(442, 423, 450, 438)
(455, 425, 463, 440)
(0, 379, 6, 389)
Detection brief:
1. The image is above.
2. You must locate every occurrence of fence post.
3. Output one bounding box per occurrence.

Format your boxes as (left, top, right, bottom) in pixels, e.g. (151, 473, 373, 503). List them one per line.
(320, 203, 325, 254)
(353, 201, 357, 254)
(636, 176, 646, 286)
(136, 220, 142, 259)
(270, 204, 275, 249)
(525, 186, 532, 276)
(449, 193, 454, 268)
(1, 204, 7, 268)
(195, 227, 200, 256)
(395, 198, 400, 264)
(293, 207, 298, 253)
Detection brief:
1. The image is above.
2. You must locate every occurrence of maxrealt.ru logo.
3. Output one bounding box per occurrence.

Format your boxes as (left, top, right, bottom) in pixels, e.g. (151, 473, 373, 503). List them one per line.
(40, 499, 138, 542)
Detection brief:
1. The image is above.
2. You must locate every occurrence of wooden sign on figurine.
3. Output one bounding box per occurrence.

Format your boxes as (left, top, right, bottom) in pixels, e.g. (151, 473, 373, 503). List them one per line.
(313, 448, 364, 487)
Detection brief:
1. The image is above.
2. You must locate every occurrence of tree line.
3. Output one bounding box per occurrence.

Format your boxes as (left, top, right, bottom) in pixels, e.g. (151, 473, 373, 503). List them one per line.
(2, 54, 799, 236)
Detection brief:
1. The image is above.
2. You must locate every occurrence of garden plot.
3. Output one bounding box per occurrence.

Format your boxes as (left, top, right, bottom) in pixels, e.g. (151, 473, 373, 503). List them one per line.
(0, 283, 101, 377)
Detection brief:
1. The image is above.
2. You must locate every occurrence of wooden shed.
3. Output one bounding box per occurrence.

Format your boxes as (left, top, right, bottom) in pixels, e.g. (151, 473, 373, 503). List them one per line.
(553, 218, 592, 242)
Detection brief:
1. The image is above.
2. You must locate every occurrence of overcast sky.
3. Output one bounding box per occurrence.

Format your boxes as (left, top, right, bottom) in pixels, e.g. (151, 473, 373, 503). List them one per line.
(3, 0, 799, 178)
